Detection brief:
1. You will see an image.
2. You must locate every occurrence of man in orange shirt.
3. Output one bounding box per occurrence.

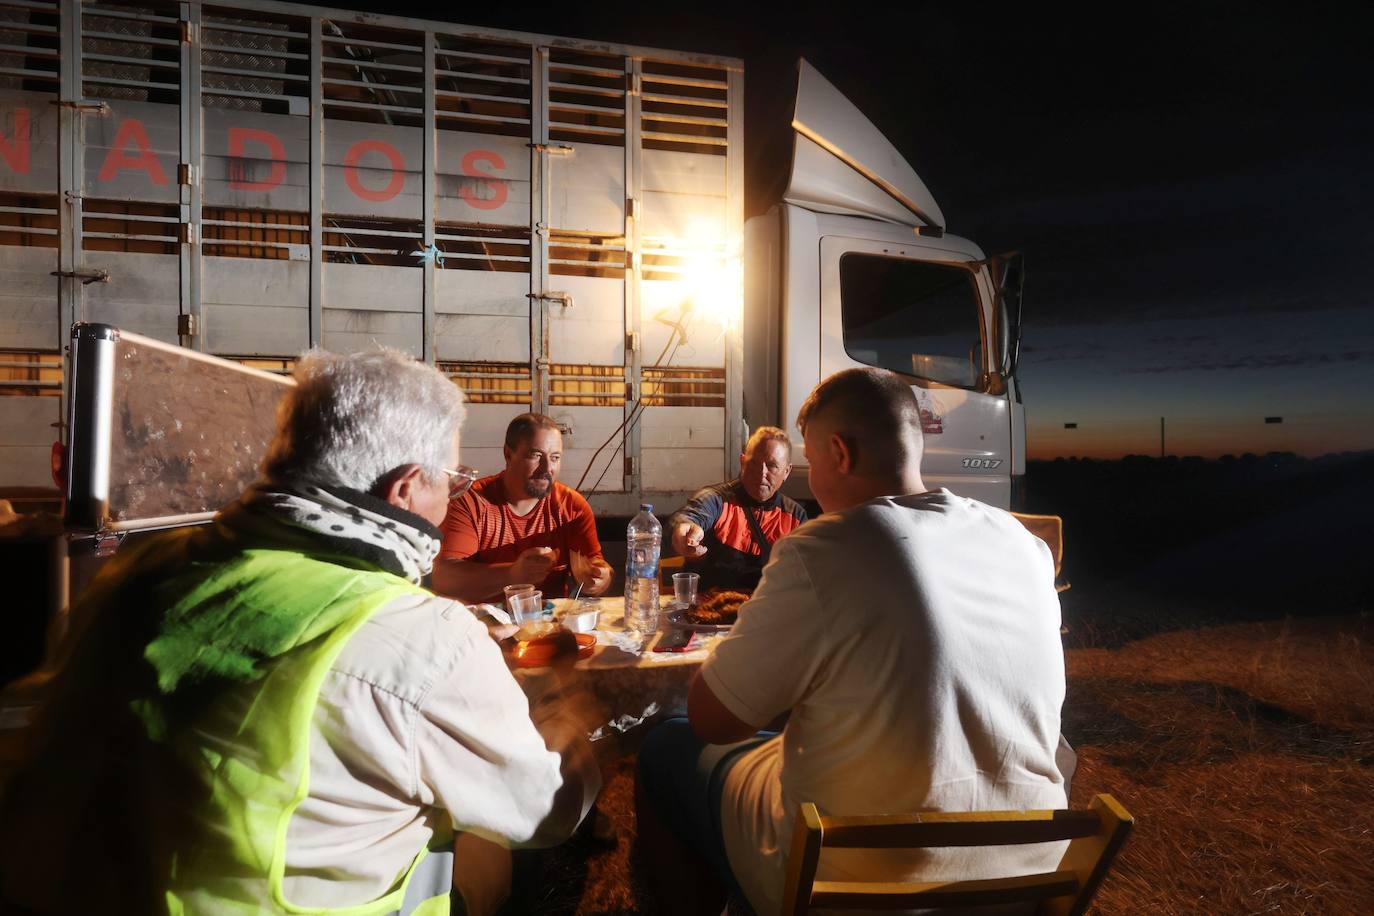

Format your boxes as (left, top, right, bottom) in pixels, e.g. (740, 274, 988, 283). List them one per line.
(434, 413, 614, 604)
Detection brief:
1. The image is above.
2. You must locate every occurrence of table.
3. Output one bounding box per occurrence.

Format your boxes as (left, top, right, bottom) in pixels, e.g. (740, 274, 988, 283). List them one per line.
(511, 596, 726, 760)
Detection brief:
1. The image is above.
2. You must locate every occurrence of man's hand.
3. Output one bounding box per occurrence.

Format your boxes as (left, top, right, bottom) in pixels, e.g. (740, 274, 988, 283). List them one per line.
(570, 550, 614, 596)
(672, 521, 707, 559)
(511, 546, 558, 584)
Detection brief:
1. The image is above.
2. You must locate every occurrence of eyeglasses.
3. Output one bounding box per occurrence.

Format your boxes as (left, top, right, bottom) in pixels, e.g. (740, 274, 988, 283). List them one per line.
(441, 465, 481, 499)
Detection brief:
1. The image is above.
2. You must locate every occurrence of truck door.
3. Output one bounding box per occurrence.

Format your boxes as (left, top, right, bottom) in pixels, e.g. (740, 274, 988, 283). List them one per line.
(818, 235, 1012, 507)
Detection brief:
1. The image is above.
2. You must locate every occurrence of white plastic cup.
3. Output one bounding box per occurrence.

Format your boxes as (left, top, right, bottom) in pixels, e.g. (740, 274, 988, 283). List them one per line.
(504, 583, 536, 617)
(673, 571, 700, 607)
(508, 589, 544, 624)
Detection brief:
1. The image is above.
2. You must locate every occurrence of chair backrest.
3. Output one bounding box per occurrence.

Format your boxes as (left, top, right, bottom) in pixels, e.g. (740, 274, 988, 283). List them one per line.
(1011, 512, 1069, 592)
(780, 794, 1132, 916)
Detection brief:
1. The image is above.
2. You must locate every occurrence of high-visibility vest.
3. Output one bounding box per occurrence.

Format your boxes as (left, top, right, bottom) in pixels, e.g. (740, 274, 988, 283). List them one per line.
(134, 546, 452, 915)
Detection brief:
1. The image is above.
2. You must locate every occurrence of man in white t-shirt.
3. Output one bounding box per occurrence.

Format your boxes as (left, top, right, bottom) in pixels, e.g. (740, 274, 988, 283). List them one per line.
(637, 367, 1071, 915)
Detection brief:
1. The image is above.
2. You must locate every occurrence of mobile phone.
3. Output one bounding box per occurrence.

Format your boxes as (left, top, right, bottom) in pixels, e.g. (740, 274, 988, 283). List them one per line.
(652, 629, 695, 652)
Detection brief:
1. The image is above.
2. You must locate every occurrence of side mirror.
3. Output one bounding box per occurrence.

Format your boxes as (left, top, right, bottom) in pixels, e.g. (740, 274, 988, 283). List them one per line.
(990, 252, 1024, 379)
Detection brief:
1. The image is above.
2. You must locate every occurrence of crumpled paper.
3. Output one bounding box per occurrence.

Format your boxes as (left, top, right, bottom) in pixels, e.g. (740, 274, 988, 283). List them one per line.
(588, 702, 661, 742)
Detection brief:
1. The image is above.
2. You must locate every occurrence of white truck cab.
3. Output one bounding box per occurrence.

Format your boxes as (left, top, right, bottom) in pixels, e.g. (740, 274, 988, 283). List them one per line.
(748, 62, 1025, 507)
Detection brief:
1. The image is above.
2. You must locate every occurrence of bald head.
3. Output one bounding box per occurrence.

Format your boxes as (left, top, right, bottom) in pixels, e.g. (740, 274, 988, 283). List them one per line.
(797, 368, 925, 511)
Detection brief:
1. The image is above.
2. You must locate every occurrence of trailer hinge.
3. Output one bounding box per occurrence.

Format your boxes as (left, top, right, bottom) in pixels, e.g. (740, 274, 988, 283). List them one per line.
(50, 268, 109, 285)
(92, 528, 126, 558)
(180, 20, 197, 44)
(626, 331, 639, 353)
(50, 99, 110, 115)
(626, 72, 641, 96)
(179, 223, 198, 245)
(626, 197, 639, 221)
(528, 142, 574, 156)
(623, 456, 635, 477)
(527, 290, 573, 308)
(177, 314, 198, 337)
(177, 163, 199, 187)
(534, 356, 550, 371)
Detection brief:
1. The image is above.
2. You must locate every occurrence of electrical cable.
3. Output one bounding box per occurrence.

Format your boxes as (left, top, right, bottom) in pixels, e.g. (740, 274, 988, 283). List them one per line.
(573, 313, 685, 493)
(585, 334, 685, 494)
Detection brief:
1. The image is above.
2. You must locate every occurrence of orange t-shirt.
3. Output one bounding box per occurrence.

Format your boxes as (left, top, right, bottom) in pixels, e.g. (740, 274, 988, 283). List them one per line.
(440, 474, 604, 600)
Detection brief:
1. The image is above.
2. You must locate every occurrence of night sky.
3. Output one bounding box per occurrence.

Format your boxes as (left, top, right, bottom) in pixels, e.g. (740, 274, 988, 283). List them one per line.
(319, 0, 1374, 459)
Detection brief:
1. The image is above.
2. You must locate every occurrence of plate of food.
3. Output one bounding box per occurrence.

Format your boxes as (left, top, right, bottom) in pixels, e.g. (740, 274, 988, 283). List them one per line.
(664, 588, 751, 632)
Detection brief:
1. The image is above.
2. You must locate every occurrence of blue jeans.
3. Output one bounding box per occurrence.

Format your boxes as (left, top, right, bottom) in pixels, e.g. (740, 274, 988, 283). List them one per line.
(636, 717, 776, 901)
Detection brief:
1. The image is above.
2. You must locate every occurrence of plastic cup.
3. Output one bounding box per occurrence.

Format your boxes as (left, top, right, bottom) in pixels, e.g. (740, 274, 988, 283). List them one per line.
(673, 572, 700, 607)
(504, 583, 536, 616)
(508, 590, 545, 625)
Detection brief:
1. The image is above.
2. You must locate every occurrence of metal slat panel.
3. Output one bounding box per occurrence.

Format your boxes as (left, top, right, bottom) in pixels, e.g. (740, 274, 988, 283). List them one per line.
(0, 42, 59, 58)
(432, 87, 529, 106)
(433, 47, 529, 67)
(434, 312, 528, 362)
(550, 404, 624, 492)
(547, 273, 625, 365)
(0, 246, 59, 349)
(642, 130, 727, 146)
(321, 260, 421, 313)
(435, 109, 530, 127)
(641, 73, 726, 90)
(80, 250, 181, 343)
(204, 43, 307, 61)
(81, 99, 180, 204)
(320, 305, 423, 356)
(201, 21, 307, 40)
(548, 140, 624, 234)
(202, 256, 309, 355)
(437, 68, 529, 87)
(434, 265, 529, 317)
(201, 106, 310, 210)
(641, 91, 726, 108)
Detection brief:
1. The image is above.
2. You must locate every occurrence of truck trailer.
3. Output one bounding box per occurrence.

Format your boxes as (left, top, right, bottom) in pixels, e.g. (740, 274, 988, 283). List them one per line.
(0, 0, 1026, 527)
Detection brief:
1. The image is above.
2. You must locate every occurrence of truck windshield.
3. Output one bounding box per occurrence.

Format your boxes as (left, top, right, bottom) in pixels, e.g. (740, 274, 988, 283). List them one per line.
(839, 253, 983, 388)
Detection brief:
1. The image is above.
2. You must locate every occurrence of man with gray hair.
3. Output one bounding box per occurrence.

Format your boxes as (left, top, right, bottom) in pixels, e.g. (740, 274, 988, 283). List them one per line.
(1, 349, 589, 915)
(638, 367, 1070, 915)
(668, 426, 808, 592)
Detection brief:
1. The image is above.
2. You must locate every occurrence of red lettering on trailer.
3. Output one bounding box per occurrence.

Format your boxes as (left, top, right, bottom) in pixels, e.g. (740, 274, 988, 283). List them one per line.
(97, 119, 169, 186)
(459, 149, 507, 210)
(227, 127, 286, 191)
(343, 139, 405, 202)
(0, 108, 30, 174)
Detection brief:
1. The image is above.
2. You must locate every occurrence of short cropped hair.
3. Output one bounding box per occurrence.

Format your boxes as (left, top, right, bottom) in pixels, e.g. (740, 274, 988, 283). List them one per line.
(796, 368, 922, 475)
(744, 426, 791, 461)
(263, 348, 465, 491)
(504, 413, 562, 451)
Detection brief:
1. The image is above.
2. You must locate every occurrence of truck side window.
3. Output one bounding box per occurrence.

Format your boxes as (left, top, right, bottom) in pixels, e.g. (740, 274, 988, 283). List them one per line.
(838, 253, 982, 388)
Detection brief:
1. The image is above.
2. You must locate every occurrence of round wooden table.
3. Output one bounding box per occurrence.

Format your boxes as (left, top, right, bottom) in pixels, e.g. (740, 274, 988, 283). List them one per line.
(511, 596, 726, 760)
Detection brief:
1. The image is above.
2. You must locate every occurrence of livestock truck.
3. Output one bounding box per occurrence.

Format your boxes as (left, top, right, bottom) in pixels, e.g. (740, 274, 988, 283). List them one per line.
(0, 0, 1026, 542)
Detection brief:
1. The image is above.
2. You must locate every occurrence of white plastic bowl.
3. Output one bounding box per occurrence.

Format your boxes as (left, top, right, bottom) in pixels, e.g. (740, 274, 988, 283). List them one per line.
(560, 599, 602, 634)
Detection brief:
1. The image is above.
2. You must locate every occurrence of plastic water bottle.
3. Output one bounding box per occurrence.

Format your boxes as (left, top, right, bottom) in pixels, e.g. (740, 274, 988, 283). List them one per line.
(624, 503, 662, 637)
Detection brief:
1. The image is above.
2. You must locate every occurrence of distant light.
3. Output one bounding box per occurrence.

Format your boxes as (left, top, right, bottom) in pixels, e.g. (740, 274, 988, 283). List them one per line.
(1064, 422, 1078, 429)
(1264, 417, 1283, 424)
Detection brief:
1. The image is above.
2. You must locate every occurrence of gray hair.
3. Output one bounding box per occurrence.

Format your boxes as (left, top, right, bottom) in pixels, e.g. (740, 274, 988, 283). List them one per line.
(262, 348, 465, 491)
(744, 426, 791, 460)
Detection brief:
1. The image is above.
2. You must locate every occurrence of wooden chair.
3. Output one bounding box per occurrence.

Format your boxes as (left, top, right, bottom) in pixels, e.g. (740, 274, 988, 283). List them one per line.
(1010, 512, 1070, 594)
(780, 794, 1132, 915)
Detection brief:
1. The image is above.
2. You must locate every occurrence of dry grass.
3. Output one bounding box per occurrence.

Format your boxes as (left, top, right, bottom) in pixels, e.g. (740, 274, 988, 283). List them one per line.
(1063, 612, 1374, 914)
(536, 612, 1374, 914)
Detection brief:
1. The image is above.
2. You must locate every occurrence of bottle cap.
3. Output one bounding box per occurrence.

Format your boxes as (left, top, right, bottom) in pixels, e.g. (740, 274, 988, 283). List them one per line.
(640, 503, 653, 512)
